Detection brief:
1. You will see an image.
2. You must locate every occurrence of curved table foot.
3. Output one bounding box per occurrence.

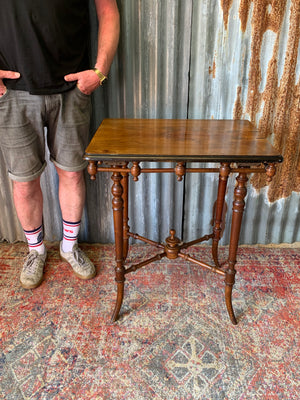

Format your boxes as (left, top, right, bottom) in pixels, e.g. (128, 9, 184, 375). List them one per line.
(225, 279, 237, 325)
(212, 241, 220, 268)
(111, 282, 125, 322)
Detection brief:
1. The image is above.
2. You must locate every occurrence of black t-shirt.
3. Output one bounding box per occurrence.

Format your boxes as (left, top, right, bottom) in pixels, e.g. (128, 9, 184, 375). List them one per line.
(0, 0, 90, 94)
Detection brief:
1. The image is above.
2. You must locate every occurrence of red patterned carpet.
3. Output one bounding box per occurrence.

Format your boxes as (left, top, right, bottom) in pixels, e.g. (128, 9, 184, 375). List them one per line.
(0, 242, 299, 400)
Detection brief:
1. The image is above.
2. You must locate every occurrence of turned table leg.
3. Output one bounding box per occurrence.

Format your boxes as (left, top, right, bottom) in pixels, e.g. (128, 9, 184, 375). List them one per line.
(212, 163, 230, 267)
(111, 170, 125, 322)
(225, 171, 248, 325)
(121, 167, 130, 261)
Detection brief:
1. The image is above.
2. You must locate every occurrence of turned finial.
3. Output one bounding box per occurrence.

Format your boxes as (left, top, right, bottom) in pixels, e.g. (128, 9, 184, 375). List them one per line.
(166, 229, 181, 247)
(87, 161, 98, 180)
(165, 229, 181, 259)
(265, 163, 276, 182)
(175, 162, 186, 181)
(131, 162, 141, 181)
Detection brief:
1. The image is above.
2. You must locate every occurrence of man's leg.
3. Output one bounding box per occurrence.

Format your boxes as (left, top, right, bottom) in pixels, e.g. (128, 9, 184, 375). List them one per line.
(56, 167, 96, 280)
(13, 178, 43, 232)
(55, 167, 85, 224)
(13, 178, 47, 289)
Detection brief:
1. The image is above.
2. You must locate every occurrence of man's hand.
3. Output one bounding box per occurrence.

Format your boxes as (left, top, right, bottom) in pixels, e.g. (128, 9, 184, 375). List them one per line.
(64, 70, 102, 95)
(0, 70, 20, 95)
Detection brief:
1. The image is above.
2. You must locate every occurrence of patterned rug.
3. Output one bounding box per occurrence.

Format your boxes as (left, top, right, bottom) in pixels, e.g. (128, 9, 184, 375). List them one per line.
(0, 242, 299, 400)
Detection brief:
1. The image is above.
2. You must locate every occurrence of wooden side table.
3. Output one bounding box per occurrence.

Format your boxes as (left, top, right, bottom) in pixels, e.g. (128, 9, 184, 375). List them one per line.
(84, 119, 282, 324)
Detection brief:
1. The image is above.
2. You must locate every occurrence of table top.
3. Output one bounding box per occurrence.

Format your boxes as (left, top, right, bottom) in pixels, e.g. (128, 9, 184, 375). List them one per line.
(84, 119, 283, 163)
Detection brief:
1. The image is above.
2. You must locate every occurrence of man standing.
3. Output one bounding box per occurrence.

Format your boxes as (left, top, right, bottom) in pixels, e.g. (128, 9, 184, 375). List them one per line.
(0, 0, 120, 289)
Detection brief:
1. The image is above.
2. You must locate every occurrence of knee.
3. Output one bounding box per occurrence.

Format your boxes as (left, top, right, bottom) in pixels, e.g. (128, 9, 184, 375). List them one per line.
(13, 178, 41, 199)
(56, 168, 84, 186)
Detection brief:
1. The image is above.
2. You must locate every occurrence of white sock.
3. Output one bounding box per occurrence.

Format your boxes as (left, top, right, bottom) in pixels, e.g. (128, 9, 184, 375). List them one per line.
(62, 219, 81, 252)
(24, 225, 46, 255)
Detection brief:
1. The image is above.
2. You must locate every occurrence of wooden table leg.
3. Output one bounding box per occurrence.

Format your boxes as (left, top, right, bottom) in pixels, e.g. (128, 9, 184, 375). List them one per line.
(212, 163, 230, 267)
(121, 167, 130, 261)
(225, 171, 248, 325)
(111, 170, 125, 322)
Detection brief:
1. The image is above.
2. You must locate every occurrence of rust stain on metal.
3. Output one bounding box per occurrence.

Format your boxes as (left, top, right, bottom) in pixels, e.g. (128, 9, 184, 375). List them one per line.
(267, 0, 300, 200)
(209, 59, 216, 78)
(239, 0, 252, 32)
(239, 0, 287, 33)
(220, 0, 234, 30)
(235, 0, 299, 201)
(266, 0, 288, 32)
(244, 0, 269, 122)
(258, 36, 280, 138)
(233, 86, 243, 120)
(276, 80, 300, 197)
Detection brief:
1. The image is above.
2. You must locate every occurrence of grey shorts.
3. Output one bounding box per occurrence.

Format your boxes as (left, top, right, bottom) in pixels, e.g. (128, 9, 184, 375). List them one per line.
(0, 87, 91, 182)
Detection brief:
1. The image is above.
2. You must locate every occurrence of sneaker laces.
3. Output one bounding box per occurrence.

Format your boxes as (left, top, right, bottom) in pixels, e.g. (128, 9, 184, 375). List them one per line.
(72, 247, 91, 270)
(23, 252, 41, 274)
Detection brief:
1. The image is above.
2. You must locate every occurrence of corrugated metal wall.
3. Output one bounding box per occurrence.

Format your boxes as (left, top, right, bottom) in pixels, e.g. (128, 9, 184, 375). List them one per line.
(0, 0, 299, 245)
(184, 0, 300, 244)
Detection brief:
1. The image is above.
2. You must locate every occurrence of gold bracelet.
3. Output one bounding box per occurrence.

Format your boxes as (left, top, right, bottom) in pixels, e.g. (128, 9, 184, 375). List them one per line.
(92, 68, 107, 85)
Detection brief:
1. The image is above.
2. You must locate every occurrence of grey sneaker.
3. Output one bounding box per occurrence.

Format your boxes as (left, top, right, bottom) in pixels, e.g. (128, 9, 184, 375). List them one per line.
(20, 250, 47, 289)
(59, 242, 96, 280)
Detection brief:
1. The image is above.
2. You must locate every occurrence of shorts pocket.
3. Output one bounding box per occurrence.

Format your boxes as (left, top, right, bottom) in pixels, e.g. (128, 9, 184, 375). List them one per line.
(74, 85, 91, 99)
(0, 88, 9, 102)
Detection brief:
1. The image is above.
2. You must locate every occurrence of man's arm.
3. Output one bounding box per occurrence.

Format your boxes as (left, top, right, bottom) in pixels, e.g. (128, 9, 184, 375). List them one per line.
(65, 0, 120, 94)
(94, 0, 120, 76)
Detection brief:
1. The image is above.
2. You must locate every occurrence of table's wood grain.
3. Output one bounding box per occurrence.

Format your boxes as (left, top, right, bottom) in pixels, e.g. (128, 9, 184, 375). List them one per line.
(84, 119, 283, 163)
